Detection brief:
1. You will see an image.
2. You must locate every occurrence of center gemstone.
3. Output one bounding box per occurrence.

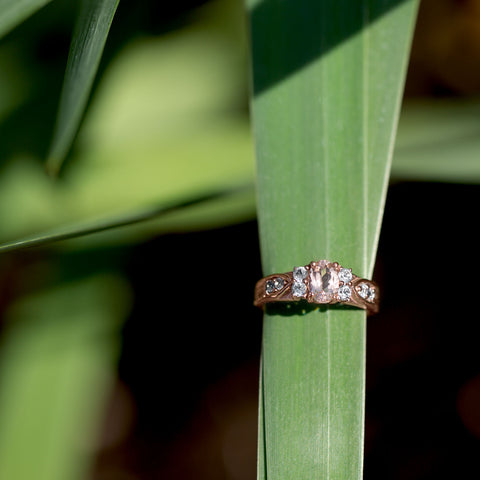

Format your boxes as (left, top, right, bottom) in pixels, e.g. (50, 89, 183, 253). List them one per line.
(309, 261, 339, 303)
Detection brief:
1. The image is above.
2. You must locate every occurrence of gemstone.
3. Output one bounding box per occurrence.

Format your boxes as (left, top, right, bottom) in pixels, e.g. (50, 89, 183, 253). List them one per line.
(292, 281, 307, 297)
(368, 288, 376, 302)
(338, 285, 352, 301)
(273, 277, 285, 290)
(339, 268, 353, 283)
(357, 283, 370, 299)
(265, 280, 275, 294)
(293, 266, 308, 282)
(308, 261, 339, 303)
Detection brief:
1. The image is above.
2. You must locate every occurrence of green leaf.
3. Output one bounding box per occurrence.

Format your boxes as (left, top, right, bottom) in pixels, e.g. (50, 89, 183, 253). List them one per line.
(0, 274, 130, 480)
(392, 99, 480, 183)
(0, 184, 253, 252)
(46, 0, 119, 176)
(0, 0, 52, 38)
(0, 4, 255, 251)
(247, 0, 419, 478)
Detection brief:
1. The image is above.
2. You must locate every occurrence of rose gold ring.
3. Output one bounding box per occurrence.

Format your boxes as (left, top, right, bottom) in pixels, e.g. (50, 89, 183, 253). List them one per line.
(254, 259, 379, 314)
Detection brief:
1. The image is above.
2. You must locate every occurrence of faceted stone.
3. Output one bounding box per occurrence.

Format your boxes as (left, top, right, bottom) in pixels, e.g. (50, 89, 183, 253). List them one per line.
(265, 280, 275, 294)
(357, 283, 370, 299)
(273, 277, 285, 290)
(338, 285, 352, 301)
(339, 268, 353, 283)
(292, 281, 307, 297)
(293, 266, 308, 282)
(308, 261, 339, 303)
(368, 288, 376, 302)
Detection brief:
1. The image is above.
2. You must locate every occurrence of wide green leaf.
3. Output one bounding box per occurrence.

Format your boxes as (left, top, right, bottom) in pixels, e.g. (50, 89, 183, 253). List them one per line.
(46, 0, 119, 175)
(0, 0, 52, 38)
(247, 0, 418, 478)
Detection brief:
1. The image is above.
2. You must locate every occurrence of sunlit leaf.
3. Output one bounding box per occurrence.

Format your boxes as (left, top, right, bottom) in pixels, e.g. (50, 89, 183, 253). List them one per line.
(247, 0, 419, 478)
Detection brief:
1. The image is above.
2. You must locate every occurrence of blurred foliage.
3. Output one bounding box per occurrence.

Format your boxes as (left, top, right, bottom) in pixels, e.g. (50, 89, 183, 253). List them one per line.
(0, 0, 254, 251)
(0, 273, 131, 480)
(0, 0, 480, 252)
(393, 100, 480, 183)
(0, 0, 52, 38)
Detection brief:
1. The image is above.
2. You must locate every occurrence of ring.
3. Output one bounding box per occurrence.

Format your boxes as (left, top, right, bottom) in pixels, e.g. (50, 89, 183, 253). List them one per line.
(254, 259, 379, 314)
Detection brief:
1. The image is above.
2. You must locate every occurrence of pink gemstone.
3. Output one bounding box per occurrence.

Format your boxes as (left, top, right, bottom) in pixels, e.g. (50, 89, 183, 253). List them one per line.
(308, 261, 339, 303)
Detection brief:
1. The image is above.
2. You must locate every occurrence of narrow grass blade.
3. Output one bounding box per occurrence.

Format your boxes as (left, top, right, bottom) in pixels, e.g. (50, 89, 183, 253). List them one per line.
(0, 274, 130, 480)
(0, 0, 52, 38)
(46, 0, 119, 176)
(0, 184, 253, 252)
(247, 1, 418, 478)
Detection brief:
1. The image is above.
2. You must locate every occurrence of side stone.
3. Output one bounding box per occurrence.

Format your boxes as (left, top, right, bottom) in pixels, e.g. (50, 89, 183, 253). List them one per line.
(292, 281, 307, 297)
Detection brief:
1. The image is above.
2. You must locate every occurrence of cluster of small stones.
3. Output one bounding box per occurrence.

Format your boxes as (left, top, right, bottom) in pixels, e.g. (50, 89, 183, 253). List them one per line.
(292, 262, 354, 302)
(265, 276, 285, 295)
(357, 282, 376, 303)
(337, 267, 353, 301)
(265, 261, 376, 304)
(292, 266, 308, 298)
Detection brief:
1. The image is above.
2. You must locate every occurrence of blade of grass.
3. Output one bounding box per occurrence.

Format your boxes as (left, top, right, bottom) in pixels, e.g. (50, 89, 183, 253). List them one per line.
(0, 184, 253, 252)
(46, 0, 119, 176)
(0, 0, 52, 38)
(0, 274, 130, 480)
(247, 0, 418, 478)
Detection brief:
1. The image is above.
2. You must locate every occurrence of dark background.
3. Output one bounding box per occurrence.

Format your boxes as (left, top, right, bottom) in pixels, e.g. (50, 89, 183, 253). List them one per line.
(109, 183, 480, 480)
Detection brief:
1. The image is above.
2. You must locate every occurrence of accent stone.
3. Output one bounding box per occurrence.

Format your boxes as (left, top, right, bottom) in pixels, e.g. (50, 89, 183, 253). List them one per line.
(292, 281, 307, 297)
(273, 277, 285, 290)
(367, 288, 376, 302)
(265, 280, 275, 294)
(339, 268, 353, 283)
(357, 283, 370, 300)
(293, 266, 308, 282)
(338, 285, 352, 301)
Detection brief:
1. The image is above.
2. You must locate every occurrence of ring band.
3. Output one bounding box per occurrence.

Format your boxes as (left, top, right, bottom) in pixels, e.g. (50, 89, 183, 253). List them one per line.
(254, 259, 379, 314)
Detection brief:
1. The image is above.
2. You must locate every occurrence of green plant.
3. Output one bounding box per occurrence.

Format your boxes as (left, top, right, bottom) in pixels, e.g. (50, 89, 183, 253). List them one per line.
(1, 1, 480, 479)
(248, 1, 419, 477)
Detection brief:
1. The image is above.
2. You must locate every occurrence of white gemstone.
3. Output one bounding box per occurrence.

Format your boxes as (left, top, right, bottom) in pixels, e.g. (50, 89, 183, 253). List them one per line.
(273, 277, 285, 290)
(357, 283, 370, 299)
(338, 285, 352, 301)
(293, 266, 308, 282)
(339, 268, 353, 283)
(368, 288, 376, 302)
(309, 261, 339, 303)
(292, 281, 307, 297)
(265, 280, 275, 294)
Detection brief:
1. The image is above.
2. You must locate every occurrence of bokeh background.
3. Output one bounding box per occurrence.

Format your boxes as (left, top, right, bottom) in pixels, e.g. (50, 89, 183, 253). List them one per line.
(1, 0, 480, 479)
